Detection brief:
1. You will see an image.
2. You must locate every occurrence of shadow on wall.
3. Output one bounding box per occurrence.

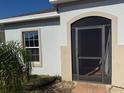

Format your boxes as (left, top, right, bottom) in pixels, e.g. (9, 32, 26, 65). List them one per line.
(4, 17, 60, 30)
(0, 32, 5, 43)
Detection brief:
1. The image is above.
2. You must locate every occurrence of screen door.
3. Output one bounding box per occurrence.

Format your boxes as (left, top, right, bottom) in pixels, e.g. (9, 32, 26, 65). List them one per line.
(72, 25, 111, 83)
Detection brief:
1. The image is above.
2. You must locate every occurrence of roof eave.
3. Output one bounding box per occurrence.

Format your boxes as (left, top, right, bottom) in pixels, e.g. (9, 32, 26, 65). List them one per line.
(50, 0, 78, 4)
(0, 11, 59, 24)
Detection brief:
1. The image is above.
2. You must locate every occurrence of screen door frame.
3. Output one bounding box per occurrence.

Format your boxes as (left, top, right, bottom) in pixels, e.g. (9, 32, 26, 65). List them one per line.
(73, 25, 111, 83)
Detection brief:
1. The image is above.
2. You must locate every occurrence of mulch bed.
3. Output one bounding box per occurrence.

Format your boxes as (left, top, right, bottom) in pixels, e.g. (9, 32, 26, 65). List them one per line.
(23, 75, 75, 93)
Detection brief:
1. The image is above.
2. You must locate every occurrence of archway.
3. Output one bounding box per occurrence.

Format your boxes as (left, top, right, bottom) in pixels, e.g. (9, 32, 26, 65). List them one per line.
(71, 16, 111, 83)
(61, 11, 117, 84)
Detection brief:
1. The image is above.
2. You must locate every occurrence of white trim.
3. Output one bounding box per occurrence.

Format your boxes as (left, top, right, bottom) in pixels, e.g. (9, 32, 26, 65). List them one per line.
(50, 0, 77, 4)
(0, 11, 59, 24)
(38, 29, 42, 67)
(21, 29, 42, 67)
(25, 47, 39, 49)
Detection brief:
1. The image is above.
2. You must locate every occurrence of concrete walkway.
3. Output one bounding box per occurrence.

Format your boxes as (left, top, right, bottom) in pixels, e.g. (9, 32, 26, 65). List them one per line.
(72, 81, 124, 93)
(72, 82, 107, 93)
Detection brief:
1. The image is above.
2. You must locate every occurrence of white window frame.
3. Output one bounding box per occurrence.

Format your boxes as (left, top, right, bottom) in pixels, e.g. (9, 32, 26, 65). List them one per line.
(21, 29, 42, 67)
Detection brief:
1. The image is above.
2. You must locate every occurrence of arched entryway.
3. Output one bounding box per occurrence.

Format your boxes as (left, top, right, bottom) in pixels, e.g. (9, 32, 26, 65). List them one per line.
(71, 16, 112, 83)
(61, 12, 117, 85)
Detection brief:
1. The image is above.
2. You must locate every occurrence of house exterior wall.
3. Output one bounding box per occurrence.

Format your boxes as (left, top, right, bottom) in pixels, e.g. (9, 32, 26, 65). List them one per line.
(59, 3, 124, 87)
(3, 1, 124, 88)
(5, 20, 62, 76)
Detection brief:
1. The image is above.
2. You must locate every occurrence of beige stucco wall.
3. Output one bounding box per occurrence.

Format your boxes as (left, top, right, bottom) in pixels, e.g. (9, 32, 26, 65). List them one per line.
(60, 3, 124, 88)
(5, 24, 62, 76)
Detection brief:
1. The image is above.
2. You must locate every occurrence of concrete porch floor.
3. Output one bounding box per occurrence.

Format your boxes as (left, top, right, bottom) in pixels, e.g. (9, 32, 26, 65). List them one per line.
(72, 81, 107, 93)
(72, 81, 124, 93)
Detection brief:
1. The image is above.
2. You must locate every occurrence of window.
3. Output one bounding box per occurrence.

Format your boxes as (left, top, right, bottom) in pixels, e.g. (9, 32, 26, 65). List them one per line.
(22, 31, 40, 62)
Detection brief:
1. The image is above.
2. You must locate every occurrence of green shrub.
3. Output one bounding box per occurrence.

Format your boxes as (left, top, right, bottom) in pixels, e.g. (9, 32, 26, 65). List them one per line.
(0, 41, 31, 93)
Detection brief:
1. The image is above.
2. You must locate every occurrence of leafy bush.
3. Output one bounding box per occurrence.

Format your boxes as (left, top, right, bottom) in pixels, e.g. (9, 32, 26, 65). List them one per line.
(0, 41, 31, 93)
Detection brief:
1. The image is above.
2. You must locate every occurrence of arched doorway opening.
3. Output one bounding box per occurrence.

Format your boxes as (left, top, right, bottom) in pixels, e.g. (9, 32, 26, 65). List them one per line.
(71, 16, 112, 83)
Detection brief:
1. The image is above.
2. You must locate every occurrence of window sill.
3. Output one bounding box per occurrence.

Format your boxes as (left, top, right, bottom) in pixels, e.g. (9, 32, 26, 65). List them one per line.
(31, 62, 42, 67)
